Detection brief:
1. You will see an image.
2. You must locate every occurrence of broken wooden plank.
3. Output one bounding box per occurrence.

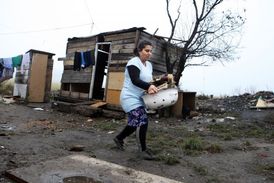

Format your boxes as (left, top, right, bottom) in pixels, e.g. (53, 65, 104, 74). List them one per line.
(90, 101, 107, 108)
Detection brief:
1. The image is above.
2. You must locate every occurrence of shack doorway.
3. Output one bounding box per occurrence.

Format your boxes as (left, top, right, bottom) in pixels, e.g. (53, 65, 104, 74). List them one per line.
(89, 42, 111, 101)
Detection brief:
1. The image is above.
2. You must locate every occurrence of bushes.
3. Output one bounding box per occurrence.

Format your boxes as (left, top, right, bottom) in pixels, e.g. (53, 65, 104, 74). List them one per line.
(0, 79, 13, 95)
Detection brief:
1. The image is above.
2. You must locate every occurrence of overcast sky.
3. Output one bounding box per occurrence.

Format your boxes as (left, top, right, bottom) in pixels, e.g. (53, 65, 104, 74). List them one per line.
(0, 0, 273, 96)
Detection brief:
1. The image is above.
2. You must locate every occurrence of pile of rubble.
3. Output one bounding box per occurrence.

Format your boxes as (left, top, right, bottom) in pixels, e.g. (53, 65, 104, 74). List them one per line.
(196, 91, 274, 113)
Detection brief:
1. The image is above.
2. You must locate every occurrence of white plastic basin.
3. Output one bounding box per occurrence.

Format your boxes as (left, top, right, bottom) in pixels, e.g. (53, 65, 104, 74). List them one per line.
(142, 88, 178, 110)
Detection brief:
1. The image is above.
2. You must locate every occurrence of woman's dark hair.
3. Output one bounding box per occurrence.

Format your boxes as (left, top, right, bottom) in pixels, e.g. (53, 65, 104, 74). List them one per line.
(133, 40, 153, 56)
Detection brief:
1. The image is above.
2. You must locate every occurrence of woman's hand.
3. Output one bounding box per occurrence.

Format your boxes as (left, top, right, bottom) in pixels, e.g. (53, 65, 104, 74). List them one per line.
(147, 85, 158, 94)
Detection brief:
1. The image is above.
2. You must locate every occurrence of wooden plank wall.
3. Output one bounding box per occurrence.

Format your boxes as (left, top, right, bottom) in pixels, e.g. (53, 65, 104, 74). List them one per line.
(106, 72, 124, 105)
(105, 31, 137, 105)
(61, 68, 92, 83)
(62, 37, 97, 83)
(60, 37, 97, 99)
(106, 31, 137, 72)
(44, 58, 53, 102)
(60, 29, 180, 105)
(60, 37, 96, 97)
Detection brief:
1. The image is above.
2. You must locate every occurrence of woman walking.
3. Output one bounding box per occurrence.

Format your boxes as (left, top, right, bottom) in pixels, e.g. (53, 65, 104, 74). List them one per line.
(113, 40, 158, 160)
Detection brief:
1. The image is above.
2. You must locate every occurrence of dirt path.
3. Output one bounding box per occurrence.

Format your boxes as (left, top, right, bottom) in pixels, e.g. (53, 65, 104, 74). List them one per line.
(0, 101, 273, 183)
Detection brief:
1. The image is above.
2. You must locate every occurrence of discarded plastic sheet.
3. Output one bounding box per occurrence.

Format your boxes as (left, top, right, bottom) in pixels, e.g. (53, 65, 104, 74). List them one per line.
(255, 96, 274, 109)
(0, 125, 15, 131)
(33, 107, 44, 111)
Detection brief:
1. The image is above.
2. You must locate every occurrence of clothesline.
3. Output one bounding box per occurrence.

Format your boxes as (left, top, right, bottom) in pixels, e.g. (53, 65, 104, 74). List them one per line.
(0, 53, 30, 83)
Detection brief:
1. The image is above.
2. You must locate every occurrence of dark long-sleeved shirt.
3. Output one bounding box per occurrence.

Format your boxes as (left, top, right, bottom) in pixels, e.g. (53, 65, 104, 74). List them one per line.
(127, 65, 151, 90)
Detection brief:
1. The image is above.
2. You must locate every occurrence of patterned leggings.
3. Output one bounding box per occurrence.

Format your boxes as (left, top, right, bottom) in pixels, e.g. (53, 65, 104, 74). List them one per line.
(116, 106, 148, 151)
(116, 123, 148, 151)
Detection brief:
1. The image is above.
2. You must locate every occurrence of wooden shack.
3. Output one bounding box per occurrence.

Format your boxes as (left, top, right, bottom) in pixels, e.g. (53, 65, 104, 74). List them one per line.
(59, 27, 180, 107)
(13, 49, 55, 103)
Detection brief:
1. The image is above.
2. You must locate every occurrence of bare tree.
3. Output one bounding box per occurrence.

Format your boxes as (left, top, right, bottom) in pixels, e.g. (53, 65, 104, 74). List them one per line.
(164, 0, 246, 85)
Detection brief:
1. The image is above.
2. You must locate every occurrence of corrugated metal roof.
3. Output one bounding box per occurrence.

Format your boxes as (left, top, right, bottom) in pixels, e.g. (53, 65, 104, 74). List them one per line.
(68, 27, 146, 42)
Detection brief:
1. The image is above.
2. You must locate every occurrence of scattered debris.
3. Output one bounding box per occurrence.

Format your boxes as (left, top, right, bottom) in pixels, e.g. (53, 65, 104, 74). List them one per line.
(87, 119, 93, 122)
(225, 116, 236, 120)
(33, 107, 44, 111)
(0, 96, 15, 104)
(0, 125, 15, 131)
(90, 101, 107, 108)
(1, 91, 274, 183)
(254, 96, 274, 109)
(69, 145, 85, 152)
(107, 131, 115, 134)
(216, 118, 225, 123)
(197, 91, 274, 113)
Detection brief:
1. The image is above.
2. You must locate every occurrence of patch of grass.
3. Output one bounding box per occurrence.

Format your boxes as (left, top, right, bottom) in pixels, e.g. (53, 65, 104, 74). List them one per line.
(193, 165, 208, 176)
(268, 132, 274, 141)
(92, 119, 122, 131)
(147, 127, 187, 153)
(206, 177, 221, 183)
(245, 126, 265, 137)
(238, 140, 259, 151)
(222, 134, 233, 141)
(242, 140, 251, 147)
(208, 124, 234, 134)
(181, 137, 204, 155)
(0, 79, 13, 95)
(157, 153, 180, 165)
(208, 123, 271, 139)
(264, 164, 274, 171)
(263, 113, 274, 124)
(183, 137, 203, 150)
(256, 164, 274, 180)
(205, 144, 223, 153)
(0, 131, 16, 136)
(51, 82, 61, 91)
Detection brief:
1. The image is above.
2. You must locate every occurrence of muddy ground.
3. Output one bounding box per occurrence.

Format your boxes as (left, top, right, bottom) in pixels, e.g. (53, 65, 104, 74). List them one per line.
(0, 93, 273, 183)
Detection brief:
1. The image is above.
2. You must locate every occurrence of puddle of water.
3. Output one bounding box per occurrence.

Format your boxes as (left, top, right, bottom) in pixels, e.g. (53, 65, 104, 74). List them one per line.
(63, 176, 103, 183)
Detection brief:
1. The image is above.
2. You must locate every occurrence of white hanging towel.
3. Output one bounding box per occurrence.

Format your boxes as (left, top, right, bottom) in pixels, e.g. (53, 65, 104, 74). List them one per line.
(13, 83, 27, 98)
(20, 53, 30, 74)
